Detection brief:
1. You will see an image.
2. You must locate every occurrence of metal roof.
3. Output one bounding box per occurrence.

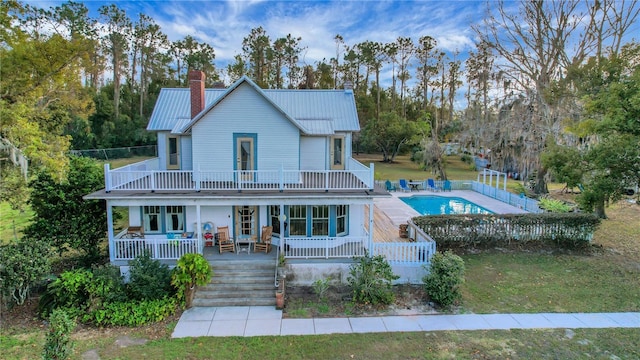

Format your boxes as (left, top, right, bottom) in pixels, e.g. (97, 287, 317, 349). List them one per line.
(147, 77, 360, 134)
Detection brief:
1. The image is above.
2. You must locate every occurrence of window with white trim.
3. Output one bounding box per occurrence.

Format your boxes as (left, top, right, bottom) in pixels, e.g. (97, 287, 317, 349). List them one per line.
(336, 205, 348, 235)
(289, 205, 307, 236)
(165, 206, 185, 232)
(143, 206, 161, 233)
(312, 205, 329, 236)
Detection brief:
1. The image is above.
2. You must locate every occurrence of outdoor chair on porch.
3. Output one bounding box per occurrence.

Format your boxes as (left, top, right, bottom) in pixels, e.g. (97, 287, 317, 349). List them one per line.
(217, 226, 235, 253)
(254, 226, 273, 253)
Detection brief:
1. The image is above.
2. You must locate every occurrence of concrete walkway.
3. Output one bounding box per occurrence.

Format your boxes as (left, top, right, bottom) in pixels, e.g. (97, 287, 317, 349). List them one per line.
(172, 307, 640, 338)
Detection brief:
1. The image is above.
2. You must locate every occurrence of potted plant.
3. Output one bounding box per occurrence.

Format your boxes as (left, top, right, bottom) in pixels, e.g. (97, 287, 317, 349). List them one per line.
(171, 253, 212, 308)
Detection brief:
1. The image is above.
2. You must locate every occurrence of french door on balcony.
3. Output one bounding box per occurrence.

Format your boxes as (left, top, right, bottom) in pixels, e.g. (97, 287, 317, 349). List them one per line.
(330, 136, 344, 170)
(235, 134, 256, 182)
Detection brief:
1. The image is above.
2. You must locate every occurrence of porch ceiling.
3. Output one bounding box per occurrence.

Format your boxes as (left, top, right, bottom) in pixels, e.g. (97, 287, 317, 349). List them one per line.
(85, 186, 389, 204)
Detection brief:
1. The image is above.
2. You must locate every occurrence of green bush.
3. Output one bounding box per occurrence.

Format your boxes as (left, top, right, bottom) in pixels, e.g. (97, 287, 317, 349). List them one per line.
(171, 253, 212, 308)
(0, 237, 51, 306)
(423, 251, 465, 308)
(38, 269, 94, 318)
(127, 252, 173, 301)
(539, 197, 573, 213)
(87, 297, 176, 326)
(42, 308, 76, 360)
(348, 254, 399, 306)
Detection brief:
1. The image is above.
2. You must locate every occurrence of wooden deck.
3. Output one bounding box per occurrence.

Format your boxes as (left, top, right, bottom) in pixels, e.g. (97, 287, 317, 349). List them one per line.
(367, 204, 410, 243)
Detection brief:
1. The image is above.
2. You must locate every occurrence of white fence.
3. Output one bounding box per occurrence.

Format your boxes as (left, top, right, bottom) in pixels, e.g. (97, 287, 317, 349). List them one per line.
(471, 182, 542, 213)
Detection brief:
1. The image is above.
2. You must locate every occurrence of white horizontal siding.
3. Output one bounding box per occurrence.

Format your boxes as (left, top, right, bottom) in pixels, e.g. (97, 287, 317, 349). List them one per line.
(300, 137, 326, 170)
(192, 83, 300, 172)
(181, 136, 192, 171)
(157, 132, 167, 170)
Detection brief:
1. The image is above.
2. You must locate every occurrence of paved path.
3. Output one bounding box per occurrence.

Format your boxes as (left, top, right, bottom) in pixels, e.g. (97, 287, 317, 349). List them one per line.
(172, 306, 640, 338)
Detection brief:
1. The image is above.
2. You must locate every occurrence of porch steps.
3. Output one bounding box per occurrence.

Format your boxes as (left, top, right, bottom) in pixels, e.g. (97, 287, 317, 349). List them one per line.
(193, 259, 277, 307)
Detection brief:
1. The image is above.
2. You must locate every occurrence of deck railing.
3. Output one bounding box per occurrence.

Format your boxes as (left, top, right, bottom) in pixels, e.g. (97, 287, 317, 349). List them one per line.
(372, 220, 436, 265)
(105, 160, 374, 192)
(112, 236, 199, 261)
(281, 235, 369, 259)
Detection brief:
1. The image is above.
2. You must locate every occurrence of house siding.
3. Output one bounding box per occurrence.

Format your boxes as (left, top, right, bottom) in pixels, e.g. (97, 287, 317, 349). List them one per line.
(157, 132, 167, 170)
(300, 136, 326, 170)
(192, 83, 300, 173)
(181, 136, 193, 170)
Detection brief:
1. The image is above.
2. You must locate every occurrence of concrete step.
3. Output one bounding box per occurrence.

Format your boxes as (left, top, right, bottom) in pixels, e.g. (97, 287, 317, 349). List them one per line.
(199, 283, 275, 292)
(197, 289, 275, 299)
(192, 296, 276, 307)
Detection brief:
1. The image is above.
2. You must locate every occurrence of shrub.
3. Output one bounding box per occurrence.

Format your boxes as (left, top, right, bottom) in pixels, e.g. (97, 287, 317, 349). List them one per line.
(127, 252, 173, 301)
(88, 297, 176, 326)
(38, 269, 94, 318)
(42, 308, 76, 360)
(539, 197, 573, 213)
(423, 251, 465, 308)
(348, 254, 399, 306)
(171, 253, 212, 308)
(0, 237, 51, 306)
(312, 278, 330, 301)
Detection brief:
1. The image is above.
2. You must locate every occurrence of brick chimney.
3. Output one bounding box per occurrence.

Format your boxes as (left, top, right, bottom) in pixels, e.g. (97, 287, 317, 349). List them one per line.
(189, 70, 206, 119)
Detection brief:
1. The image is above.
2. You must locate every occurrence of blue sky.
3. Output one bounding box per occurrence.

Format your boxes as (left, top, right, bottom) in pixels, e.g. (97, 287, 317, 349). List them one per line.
(29, 0, 486, 72)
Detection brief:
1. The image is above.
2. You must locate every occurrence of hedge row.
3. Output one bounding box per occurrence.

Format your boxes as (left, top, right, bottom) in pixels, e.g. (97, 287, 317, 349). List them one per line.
(412, 213, 601, 250)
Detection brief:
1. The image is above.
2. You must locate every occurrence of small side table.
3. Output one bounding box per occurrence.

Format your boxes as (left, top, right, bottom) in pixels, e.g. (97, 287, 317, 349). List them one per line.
(235, 235, 255, 255)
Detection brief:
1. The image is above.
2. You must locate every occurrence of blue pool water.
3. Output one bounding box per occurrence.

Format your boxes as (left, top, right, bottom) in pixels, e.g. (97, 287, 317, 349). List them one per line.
(401, 196, 493, 215)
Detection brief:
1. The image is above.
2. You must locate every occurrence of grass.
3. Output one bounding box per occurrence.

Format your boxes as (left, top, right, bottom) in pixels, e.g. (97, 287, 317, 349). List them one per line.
(3, 328, 639, 359)
(0, 202, 34, 244)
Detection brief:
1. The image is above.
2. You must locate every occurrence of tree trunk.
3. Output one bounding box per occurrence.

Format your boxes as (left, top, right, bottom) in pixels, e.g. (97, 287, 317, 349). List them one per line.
(533, 166, 549, 195)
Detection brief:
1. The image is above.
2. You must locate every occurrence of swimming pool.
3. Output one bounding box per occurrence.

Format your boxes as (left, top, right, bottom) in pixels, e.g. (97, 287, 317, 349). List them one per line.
(401, 195, 493, 215)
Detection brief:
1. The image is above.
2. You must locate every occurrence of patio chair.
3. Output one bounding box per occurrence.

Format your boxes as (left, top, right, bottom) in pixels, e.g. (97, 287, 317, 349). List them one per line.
(217, 226, 235, 253)
(398, 179, 411, 192)
(443, 180, 452, 192)
(426, 178, 440, 192)
(385, 180, 397, 192)
(254, 225, 273, 253)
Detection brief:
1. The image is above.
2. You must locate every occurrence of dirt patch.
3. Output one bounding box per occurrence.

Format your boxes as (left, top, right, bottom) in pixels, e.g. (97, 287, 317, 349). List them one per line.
(283, 284, 439, 318)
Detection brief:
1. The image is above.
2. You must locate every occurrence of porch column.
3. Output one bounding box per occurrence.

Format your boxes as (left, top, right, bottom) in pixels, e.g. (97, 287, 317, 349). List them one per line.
(106, 201, 114, 262)
(196, 204, 202, 254)
(368, 201, 374, 253)
(279, 204, 286, 251)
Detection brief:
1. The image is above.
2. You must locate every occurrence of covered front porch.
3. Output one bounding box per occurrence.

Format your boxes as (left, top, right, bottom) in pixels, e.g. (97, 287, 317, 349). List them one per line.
(102, 193, 377, 266)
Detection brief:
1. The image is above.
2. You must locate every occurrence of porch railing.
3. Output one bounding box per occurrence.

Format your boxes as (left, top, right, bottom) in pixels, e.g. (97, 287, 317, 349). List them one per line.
(105, 160, 374, 192)
(372, 220, 436, 265)
(112, 236, 199, 261)
(281, 235, 369, 259)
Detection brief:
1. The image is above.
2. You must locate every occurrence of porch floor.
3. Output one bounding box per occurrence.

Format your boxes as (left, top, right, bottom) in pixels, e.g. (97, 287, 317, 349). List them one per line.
(203, 245, 278, 262)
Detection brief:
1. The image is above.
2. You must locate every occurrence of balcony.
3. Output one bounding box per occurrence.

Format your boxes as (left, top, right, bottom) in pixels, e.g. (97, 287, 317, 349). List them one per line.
(104, 158, 374, 192)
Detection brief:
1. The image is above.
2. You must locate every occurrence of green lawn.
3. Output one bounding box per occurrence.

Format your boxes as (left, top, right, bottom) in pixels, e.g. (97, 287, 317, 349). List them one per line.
(3, 328, 639, 359)
(0, 202, 33, 244)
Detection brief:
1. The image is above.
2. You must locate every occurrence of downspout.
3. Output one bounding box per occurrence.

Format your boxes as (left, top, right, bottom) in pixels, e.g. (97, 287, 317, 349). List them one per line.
(106, 201, 114, 262)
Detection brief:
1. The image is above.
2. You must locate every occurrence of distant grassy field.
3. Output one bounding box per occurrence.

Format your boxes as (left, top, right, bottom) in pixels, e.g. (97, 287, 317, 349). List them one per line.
(0, 202, 34, 243)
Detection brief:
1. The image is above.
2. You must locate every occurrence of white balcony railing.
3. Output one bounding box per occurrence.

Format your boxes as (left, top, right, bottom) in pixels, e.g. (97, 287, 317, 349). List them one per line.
(105, 159, 374, 192)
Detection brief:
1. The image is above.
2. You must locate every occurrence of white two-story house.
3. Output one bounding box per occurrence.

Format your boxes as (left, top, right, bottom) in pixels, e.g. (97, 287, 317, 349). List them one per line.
(86, 71, 385, 271)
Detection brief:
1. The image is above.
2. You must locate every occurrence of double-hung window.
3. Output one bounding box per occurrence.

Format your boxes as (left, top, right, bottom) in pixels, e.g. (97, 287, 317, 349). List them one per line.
(143, 206, 161, 233)
(165, 206, 185, 232)
(289, 205, 307, 236)
(312, 206, 329, 236)
(336, 205, 348, 235)
(142, 206, 185, 234)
